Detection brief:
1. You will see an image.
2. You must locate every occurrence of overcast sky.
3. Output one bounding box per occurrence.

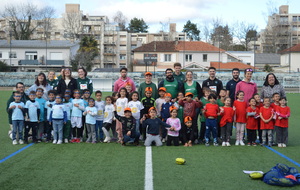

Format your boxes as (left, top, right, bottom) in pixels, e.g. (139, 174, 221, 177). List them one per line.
(1, 0, 300, 34)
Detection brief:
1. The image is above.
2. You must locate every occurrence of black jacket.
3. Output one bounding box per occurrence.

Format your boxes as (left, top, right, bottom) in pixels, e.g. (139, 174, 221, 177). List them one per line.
(57, 78, 78, 96)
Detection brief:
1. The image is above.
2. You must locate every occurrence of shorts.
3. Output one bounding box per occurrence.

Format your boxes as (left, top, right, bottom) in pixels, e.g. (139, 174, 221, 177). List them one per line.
(71, 117, 82, 128)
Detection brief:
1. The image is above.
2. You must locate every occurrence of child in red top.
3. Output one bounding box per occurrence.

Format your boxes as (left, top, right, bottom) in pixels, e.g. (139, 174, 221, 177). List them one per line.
(246, 98, 260, 146)
(219, 97, 234, 147)
(260, 97, 274, 147)
(203, 93, 220, 147)
(233, 91, 247, 146)
(254, 93, 263, 144)
(271, 93, 280, 109)
(275, 97, 290, 147)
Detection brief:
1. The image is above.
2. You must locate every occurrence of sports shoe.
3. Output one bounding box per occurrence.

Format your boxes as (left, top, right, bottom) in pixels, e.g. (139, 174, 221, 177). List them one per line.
(71, 138, 77, 143)
(247, 143, 251, 146)
(77, 138, 81, 143)
(162, 138, 166, 143)
(282, 144, 286, 147)
(205, 142, 210, 147)
(92, 141, 96, 144)
(53, 140, 57, 144)
(252, 143, 257, 146)
(12, 140, 18, 145)
(19, 139, 24, 145)
(213, 142, 219, 146)
(222, 142, 226, 147)
(57, 140, 62, 144)
(278, 143, 282, 147)
(103, 137, 111, 143)
(240, 141, 245, 146)
(268, 143, 272, 147)
(226, 142, 231, 147)
(235, 141, 239, 146)
(64, 139, 68, 143)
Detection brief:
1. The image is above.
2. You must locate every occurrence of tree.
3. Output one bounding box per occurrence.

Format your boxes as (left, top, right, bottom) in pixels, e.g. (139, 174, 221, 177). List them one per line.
(113, 11, 127, 31)
(183, 20, 200, 41)
(63, 10, 82, 40)
(263, 64, 274, 72)
(0, 61, 10, 72)
(210, 24, 233, 50)
(1, 3, 55, 40)
(127, 17, 148, 33)
(233, 21, 257, 51)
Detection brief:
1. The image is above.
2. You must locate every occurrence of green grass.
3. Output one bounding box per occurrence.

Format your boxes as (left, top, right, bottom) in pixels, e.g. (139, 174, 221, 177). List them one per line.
(0, 91, 300, 190)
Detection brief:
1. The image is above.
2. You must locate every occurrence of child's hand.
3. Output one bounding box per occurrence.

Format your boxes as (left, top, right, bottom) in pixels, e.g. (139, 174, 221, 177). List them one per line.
(17, 105, 23, 109)
(233, 106, 236, 111)
(194, 97, 199, 102)
(49, 122, 51, 125)
(278, 116, 283, 120)
(10, 105, 16, 109)
(220, 107, 224, 113)
(74, 103, 79, 107)
(127, 131, 131, 136)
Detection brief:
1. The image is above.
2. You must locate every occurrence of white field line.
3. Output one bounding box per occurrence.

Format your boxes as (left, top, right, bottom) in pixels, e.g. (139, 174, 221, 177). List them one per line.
(145, 146, 154, 190)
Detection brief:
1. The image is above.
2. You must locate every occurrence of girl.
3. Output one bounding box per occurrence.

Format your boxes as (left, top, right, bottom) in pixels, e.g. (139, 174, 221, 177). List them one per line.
(233, 91, 247, 146)
(102, 96, 115, 143)
(217, 89, 227, 139)
(155, 87, 166, 117)
(260, 98, 274, 147)
(127, 91, 144, 134)
(83, 98, 97, 143)
(275, 97, 290, 147)
(246, 98, 260, 146)
(63, 92, 72, 143)
(199, 87, 211, 143)
(115, 88, 128, 142)
(182, 116, 194, 147)
(166, 107, 181, 146)
(70, 89, 85, 143)
(254, 93, 263, 144)
(219, 97, 234, 147)
(175, 92, 184, 125)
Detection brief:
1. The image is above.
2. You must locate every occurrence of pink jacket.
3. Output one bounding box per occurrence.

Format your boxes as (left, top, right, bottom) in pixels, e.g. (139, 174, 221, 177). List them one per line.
(113, 77, 136, 92)
(235, 80, 257, 104)
(166, 118, 181, 137)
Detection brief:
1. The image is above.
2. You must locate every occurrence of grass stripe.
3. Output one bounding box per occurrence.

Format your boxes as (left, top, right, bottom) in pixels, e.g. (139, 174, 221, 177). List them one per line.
(145, 146, 153, 190)
(265, 146, 300, 167)
(0, 143, 34, 163)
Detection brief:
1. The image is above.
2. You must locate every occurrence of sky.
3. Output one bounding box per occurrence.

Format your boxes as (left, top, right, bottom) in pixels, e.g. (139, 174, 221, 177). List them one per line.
(1, 0, 300, 36)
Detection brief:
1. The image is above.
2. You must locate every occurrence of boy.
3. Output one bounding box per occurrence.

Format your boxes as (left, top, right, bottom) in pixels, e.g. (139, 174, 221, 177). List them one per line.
(24, 91, 40, 143)
(260, 97, 274, 147)
(124, 82, 133, 93)
(83, 98, 97, 143)
(182, 116, 194, 147)
(141, 87, 156, 140)
(114, 107, 140, 146)
(155, 87, 166, 117)
(71, 89, 85, 143)
(44, 90, 56, 142)
(8, 91, 25, 145)
(63, 92, 73, 143)
(141, 107, 171, 146)
(82, 89, 90, 139)
(160, 93, 173, 142)
(199, 87, 211, 143)
(95, 90, 105, 142)
(35, 88, 46, 142)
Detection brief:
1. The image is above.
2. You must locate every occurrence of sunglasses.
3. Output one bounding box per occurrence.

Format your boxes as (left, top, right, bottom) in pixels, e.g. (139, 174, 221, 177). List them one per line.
(84, 92, 90, 94)
(14, 96, 21, 97)
(56, 97, 62, 99)
(64, 95, 70, 97)
(246, 68, 253, 72)
(74, 92, 80, 94)
(29, 94, 36, 96)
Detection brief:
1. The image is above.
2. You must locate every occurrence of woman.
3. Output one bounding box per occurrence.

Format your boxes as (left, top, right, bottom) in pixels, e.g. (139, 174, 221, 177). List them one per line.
(57, 68, 78, 96)
(235, 68, 257, 105)
(77, 67, 93, 94)
(261, 73, 286, 100)
(25, 73, 52, 100)
(47, 71, 58, 90)
(183, 70, 203, 100)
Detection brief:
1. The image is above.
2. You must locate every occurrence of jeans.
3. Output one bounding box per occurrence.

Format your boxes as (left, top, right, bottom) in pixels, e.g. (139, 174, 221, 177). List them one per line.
(123, 131, 140, 144)
(52, 120, 64, 141)
(86, 123, 96, 142)
(205, 119, 217, 143)
(12, 120, 24, 140)
(95, 120, 104, 140)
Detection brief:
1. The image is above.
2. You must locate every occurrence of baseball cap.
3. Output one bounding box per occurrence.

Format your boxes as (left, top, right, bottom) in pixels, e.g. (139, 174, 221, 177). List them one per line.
(165, 93, 171, 97)
(145, 87, 153, 92)
(185, 92, 194, 97)
(184, 116, 193, 123)
(124, 107, 132, 112)
(169, 105, 177, 112)
(144, 72, 152, 76)
(148, 107, 156, 113)
(158, 87, 166, 92)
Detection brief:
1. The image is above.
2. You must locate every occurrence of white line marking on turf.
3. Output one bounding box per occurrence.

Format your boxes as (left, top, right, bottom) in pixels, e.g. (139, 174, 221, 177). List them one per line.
(145, 146, 154, 190)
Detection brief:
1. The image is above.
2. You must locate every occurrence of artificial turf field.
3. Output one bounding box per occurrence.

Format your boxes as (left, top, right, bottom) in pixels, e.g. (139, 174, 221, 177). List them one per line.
(0, 91, 300, 190)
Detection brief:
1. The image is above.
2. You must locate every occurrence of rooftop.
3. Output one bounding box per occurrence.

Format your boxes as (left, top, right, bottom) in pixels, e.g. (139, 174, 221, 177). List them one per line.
(0, 40, 79, 48)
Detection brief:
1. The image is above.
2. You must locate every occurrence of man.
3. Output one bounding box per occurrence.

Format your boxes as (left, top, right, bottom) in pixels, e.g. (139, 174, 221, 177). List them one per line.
(158, 68, 183, 99)
(138, 72, 158, 99)
(226, 68, 241, 102)
(202, 67, 223, 95)
(113, 67, 136, 92)
(173, 62, 185, 83)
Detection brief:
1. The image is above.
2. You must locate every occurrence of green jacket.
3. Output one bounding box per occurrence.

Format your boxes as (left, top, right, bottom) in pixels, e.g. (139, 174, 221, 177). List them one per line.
(138, 82, 158, 100)
(173, 72, 185, 83)
(77, 77, 93, 95)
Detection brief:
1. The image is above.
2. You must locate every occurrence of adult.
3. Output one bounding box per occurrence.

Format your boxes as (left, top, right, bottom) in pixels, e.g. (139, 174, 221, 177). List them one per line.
(57, 68, 78, 96)
(226, 68, 242, 102)
(235, 68, 257, 104)
(47, 71, 58, 90)
(158, 68, 184, 99)
(202, 67, 223, 95)
(261, 73, 286, 100)
(113, 67, 136, 93)
(173, 62, 185, 83)
(183, 70, 203, 100)
(138, 72, 158, 99)
(25, 72, 52, 100)
(77, 67, 93, 94)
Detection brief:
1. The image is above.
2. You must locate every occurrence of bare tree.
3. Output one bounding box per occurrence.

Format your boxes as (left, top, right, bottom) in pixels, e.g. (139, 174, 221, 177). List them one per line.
(40, 6, 55, 40)
(113, 11, 127, 31)
(233, 21, 257, 51)
(63, 11, 82, 41)
(200, 21, 211, 43)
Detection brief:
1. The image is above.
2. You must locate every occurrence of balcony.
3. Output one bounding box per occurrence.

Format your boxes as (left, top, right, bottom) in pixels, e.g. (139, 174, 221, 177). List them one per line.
(18, 60, 64, 66)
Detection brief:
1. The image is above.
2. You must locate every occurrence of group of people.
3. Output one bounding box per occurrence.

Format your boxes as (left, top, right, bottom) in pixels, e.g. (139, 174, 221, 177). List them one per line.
(6, 63, 290, 148)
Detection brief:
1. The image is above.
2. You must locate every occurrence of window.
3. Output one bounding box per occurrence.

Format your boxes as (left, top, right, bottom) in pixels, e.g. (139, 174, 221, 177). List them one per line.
(203, 54, 207, 62)
(27, 69, 35, 72)
(9, 52, 17, 58)
(25, 51, 37, 60)
(120, 54, 126, 60)
(164, 54, 171, 62)
(185, 54, 192, 62)
(293, 16, 297, 22)
(0, 52, 2, 58)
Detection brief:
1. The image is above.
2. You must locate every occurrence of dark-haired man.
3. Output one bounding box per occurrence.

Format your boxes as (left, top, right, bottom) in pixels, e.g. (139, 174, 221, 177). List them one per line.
(202, 67, 223, 95)
(113, 67, 136, 92)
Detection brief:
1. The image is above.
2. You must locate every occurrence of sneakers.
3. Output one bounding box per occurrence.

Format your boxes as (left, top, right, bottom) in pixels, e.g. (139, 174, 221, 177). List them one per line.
(213, 142, 219, 146)
(64, 139, 68, 143)
(19, 139, 24, 145)
(12, 140, 18, 145)
(282, 144, 286, 147)
(252, 143, 257, 146)
(226, 142, 231, 147)
(162, 138, 166, 143)
(268, 143, 272, 147)
(247, 143, 251, 146)
(53, 140, 57, 144)
(92, 141, 96, 144)
(222, 142, 226, 147)
(103, 137, 111, 143)
(278, 143, 282, 147)
(235, 141, 239, 146)
(240, 141, 245, 146)
(205, 142, 210, 147)
(70, 138, 77, 143)
(57, 140, 62, 144)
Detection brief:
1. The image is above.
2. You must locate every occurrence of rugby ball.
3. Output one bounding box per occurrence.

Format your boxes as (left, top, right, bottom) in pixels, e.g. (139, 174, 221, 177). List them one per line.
(8, 130, 12, 140)
(249, 172, 263, 179)
(176, 158, 186, 165)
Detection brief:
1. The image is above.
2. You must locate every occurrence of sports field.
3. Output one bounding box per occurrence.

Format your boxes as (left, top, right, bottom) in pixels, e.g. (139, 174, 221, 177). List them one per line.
(0, 90, 300, 190)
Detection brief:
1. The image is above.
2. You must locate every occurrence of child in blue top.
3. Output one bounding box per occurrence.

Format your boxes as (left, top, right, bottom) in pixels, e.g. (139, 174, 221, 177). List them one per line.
(44, 90, 56, 142)
(49, 94, 67, 144)
(24, 91, 40, 143)
(63, 92, 73, 143)
(8, 91, 25, 145)
(95, 90, 105, 142)
(83, 98, 97, 143)
(160, 93, 173, 142)
(82, 89, 90, 140)
(35, 88, 46, 142)
(71, 89, 85, 143)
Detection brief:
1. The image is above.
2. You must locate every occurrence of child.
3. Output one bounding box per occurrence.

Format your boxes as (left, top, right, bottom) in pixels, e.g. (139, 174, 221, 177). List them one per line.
(199, 87, 211, 143)
(275, 97, 290, 147)
(44, 90, 56, 142)
(155, 87, 166, 117)
(24, 91, 40, 143)
(182, 116, 194, 147)
(63, 92, 73, 143)
(166, 107, 181, 146)
(246, 98, 260, 146)
(102, 96, 115, 143)
(35, 88, 46, 142)
(141, 107, 171, 146)
(115, 87, 129, 142)
(124, 82, 133, 93)
(254, 93, 263, 144)
(70, 89, 85, 143)
(111, 92, 119, 140)
(82, 89, 91, 139)
(160, 93, 173, 142)
(219, 97, 234, 147)
(233, 91, 247, 146)
(203, 93, 220, 146)
(141, 87, 156, 140)
(49, 94, 67, 144)
(260, 97, 274, 147)
(271, 92, 280, 145)
(83, 98, 97, 143)
(175, 92, 184, 125)
(127, 91, 144, 134)
(217, 89, 227, 139)
(8, 91, 25, 145)
(95, 90, 105, 142)
(114, 107, 140, 146)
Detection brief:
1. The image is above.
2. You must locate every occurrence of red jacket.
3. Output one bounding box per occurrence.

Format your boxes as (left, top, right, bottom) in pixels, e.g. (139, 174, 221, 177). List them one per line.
(260, 106, 274, 130)
(179, 99, 202, 118)
(204, 103, 219, 118)
(220, 107, 234, 127)
(246, 106, 259, 130)
(275, 106, 290, 128)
